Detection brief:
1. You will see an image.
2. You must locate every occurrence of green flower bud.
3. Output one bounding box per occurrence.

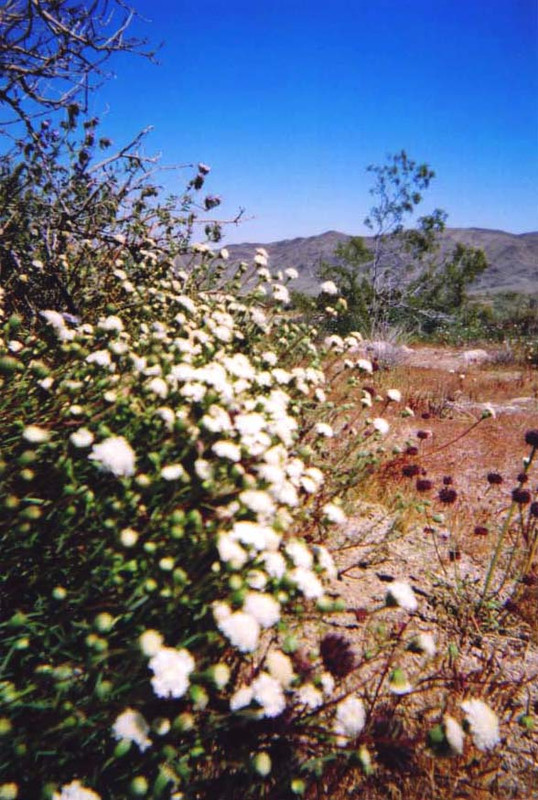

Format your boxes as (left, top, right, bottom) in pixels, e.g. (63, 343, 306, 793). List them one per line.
(252, 751, 272, 777)
(130, 777, 149, 796)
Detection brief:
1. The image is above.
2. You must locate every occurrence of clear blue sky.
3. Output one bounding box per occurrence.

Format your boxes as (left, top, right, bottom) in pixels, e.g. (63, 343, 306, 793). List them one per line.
(95, 0, 538, 243)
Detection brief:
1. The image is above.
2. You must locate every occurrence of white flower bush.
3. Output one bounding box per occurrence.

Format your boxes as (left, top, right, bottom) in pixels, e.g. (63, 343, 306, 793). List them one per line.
(0, 244, 510, 799)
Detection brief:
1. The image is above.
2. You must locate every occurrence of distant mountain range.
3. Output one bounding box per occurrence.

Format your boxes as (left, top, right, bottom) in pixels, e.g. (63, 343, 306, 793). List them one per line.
(226, 228, 538, 296)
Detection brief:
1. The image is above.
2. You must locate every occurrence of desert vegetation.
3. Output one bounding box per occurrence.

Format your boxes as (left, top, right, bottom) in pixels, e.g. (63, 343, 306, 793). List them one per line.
(1, 4, 537, 800)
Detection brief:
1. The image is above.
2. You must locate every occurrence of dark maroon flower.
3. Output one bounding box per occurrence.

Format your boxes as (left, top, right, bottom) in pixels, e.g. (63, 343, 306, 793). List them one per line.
(421, 412, 431, 420)
(354, 608, 369, 623)
(530, 502, 538, 518)
(416, 479, 433, 492)
(402, 464, 420, 478)
(443, 476, 453, 485)
(524, 429, 538, 448)
(405, 446, 419, 456)
(487, 472, 503, 485)
(362, 385, 376, 396)
(474, 525, 489, 536)
(522, 573, 538, 586)
(517, 472, 529, 484)
(292, 648, 314, 678)
(416, 430, 431, 440)
(320, 633, 356, 679)
(449, 548, 461, 562)
(438, 487, 458, 504)
(504, 598, 519, 614)
(512, 488, 531, 505)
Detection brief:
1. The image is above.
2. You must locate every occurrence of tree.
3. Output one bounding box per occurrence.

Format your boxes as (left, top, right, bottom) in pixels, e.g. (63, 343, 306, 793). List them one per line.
(0, 1, 229, 318)
(318, 151, 488, 336)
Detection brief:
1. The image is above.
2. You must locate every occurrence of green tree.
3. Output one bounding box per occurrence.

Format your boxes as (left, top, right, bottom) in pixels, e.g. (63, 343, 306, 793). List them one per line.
(318, 151, 488, 336)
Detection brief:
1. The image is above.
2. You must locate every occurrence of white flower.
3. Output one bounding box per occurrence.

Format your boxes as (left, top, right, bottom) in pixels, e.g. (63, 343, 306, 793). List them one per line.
(86, 349, 112, 368)
(373, 417, 390, 435)
(160, 464, 187, 481)
(239, 489, 275, 518)
(320, 280, 338, 295)
(356, 358, 373, 373)
(40, 309, 73, 341)
(334, 695, 366, 738)
(252, 672, 286, 717)
(120, 527, 138, 547)
(444, 714, 465, 754)
(252, 751, 272, 776)
(296, 683, 324, 710)
(266, 650, 295, 688)
(314, 422, 333, 438)
(387, 389, 402, 402)
(255, 253, 268, 267)
(322, 503, 346, 524)
(285, 268, 299, 280)
(217, 534, 248, 569)
(212, 441, 241, 462)
(52, 782, 101, 800)
(37, 376, 54, 390)
(408, 632, 436, 657)
(149, 647, 195, 699)
(243, 592, 281, 628)
(98, 315, 124, 332)
(285, 540, 313, 569)
(89, 436, 136, 477)
(22, 425, 50, 444)
(147, 377, 168, 398)
(220, 247, 229, 260)
(230, 685, 254, 711)
(217, 611, 260, 653)
(461, 698, 500, 751)
(262, 551, 287, 579)
(211, 663, 231, 689)
(314, 545, 338, 579)
(386, 581, 418, 612)
(272, 284, 290, 304)
(139, 629, 164, 656)
(231, 521, 281, 551)
(288, 567, 324, 599)
(70, 428, 94, 448)
(155, 407, 175, 430)
(8, 340, 23, 353)
(112, 708, 151, 752)
(195, 459, 213, 481)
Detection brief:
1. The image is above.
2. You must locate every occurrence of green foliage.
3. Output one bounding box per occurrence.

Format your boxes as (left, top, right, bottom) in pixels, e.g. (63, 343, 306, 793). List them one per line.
(317, 151, 488, 336)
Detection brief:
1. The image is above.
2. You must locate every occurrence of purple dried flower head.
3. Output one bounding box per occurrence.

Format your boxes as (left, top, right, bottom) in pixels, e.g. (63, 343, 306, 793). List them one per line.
(421, 412, 431, 420)
(320, 633, 356, 679)
(517, 472, 529, 484)
(354, 608, 369, 623)
(524, 429, 538, 448)
(512, 488, 531, 505)
(416, 430, 431, 440)
(487, 472, 503, 485)
(416, 479, 433, 492)
(405, 445, 419, 456)
(474, 525, 489, 536)
(449, 548, 461, 562)
(402, 464, 420, 478)
(443, 476, 453, 485)
(530, 502, 538, 518)
(504, 598, 519, 614)
(292, 648, 314, 679)
(438, 487, 458, 504)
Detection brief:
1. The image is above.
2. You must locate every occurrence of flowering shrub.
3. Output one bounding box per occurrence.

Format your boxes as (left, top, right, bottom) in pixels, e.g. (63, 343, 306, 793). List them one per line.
(0, 249, 510, 799)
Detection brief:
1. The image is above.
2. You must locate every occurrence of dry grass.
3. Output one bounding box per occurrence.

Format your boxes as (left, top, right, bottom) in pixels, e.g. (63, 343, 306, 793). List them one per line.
(304, 347, 538, 800)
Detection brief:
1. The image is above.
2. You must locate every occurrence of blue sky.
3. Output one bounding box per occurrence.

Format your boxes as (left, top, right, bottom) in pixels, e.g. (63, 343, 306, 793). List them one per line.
(95, 0, 538, 243)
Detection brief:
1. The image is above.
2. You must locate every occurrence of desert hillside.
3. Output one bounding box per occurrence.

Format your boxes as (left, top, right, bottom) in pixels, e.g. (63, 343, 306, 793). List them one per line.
(226, 228, 538, 296)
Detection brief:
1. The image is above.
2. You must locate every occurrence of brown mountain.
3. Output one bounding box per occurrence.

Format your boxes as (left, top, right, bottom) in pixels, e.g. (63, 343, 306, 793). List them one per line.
(226, 228, 538, 296)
